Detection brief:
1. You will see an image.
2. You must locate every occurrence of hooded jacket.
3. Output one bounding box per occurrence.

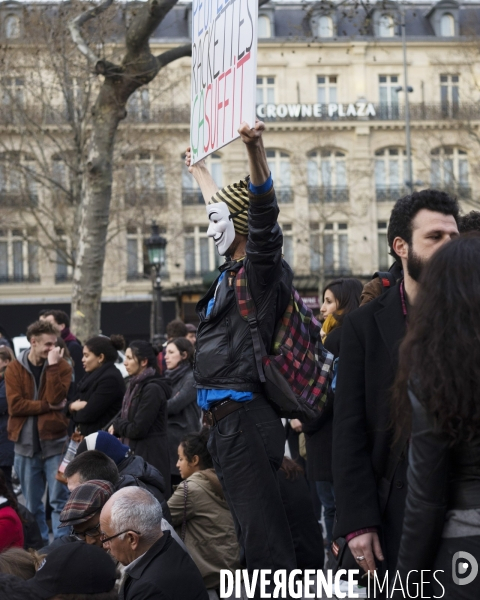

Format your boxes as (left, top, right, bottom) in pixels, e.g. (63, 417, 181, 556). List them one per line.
(5, 350, 71, 443)
(167, 469, 240, 589)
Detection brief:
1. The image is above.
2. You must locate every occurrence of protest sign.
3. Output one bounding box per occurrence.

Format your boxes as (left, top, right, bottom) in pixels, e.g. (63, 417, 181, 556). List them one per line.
(190, 0, 258, 163)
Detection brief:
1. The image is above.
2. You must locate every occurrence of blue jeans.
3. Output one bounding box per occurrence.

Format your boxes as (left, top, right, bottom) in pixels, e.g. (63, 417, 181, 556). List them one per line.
(316, 480, 336, 543)
(14, 452, 70, 544)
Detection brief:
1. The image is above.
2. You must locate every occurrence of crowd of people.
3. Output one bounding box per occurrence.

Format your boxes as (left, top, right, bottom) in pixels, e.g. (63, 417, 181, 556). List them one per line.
(0, 120, 479, 600)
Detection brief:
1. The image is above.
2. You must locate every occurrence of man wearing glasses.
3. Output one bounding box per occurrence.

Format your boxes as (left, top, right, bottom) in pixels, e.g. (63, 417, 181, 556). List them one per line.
(100, 487, 208, 600)
(40, 479, 114, 553)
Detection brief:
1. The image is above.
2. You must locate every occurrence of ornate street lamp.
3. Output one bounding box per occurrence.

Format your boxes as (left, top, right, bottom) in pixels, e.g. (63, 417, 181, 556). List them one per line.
(145, 222, 167, 341)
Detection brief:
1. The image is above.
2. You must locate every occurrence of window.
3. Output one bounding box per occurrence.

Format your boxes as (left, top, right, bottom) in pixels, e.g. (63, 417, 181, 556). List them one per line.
(256, 76, 275, 105)
(440, 13, 455, 37)
(378, 14, 394, 37)
(309, 223, 321, 273)
(266, 150, 292, 203)
(379, 75, 399, 118)
(375, 148, 409, 202)
(55, 229, 73, 283)
(124, 152, 166, 207)
(184, 225, 222, 278)
(440, 74, 459, 117)
(63, 77, 88, 122)
(318, 15, 334, 38)
(377, 221, 390, 271)
(127, 87, 150, 122)
(5, 15, 20, 39)
(431, 147, 470, 198)
(0, 153, 37, 206)
(0, 228, 39, 283)
(317, 76, 337, 104)
(1, 77, 24, 111)
(307, 150, 348, 203)
(323, 223, 349, 275)
(182, 153, 222, 205)
(258, 15, 271, 38)
(126, 225, 156, 281)
(282, 223, 294, 266)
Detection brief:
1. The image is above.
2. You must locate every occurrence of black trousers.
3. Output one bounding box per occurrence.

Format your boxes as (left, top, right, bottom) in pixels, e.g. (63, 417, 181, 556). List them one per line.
(207, 395, 297, 573)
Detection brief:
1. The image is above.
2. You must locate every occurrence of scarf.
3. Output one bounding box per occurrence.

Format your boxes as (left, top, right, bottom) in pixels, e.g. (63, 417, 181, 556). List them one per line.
(61, 327, 80, 344)
(321, 312, 342, 341)
(76, 362, 114, 395)
(165, 361, 191, 387)
(120, 367, 157, 420)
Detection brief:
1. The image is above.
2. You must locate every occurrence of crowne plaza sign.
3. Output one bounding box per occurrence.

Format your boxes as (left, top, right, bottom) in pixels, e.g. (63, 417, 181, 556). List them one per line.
(256, 101, 377, 120)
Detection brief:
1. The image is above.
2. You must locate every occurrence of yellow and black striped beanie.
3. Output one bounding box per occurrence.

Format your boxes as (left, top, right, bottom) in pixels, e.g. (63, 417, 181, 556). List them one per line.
(208, 179, 250, 235)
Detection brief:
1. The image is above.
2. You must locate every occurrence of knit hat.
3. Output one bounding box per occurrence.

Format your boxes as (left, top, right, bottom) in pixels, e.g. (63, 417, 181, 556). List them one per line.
(208, 178, 250, 235)
(76, 431, 130, 465)
(59, 479, 115, 528)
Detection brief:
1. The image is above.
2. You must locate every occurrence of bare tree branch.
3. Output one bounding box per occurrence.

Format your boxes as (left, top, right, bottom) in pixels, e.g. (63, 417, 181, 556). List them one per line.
(156, 44, 192, 69)
(68, 0, 115, 67)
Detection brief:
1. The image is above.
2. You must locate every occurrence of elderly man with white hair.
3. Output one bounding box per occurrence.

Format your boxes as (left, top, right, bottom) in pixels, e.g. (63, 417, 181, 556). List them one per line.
(100, 487, 208, 600)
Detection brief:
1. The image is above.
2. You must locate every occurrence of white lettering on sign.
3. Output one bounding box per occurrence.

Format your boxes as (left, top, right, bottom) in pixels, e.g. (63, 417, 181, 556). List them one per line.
(255, 102, 377, 120)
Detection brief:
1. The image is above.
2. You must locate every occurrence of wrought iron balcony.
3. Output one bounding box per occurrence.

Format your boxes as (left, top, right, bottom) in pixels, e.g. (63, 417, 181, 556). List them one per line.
(0, 274, 40, 284)
(0, 192, 38, 207)
(276, 187, 294, 203)
(308, 186, 349, 203)
(124, 190, 167, 208)
(182, 188, 204, 205)
(376, 186, 409, 202)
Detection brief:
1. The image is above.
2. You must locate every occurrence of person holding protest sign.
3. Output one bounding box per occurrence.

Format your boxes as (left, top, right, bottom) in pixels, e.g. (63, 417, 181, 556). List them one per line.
(184, 120, 297, 577)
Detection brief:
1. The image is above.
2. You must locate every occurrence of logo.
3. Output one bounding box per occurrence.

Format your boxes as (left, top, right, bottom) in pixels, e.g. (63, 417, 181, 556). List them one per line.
(452, 551, 478, 586)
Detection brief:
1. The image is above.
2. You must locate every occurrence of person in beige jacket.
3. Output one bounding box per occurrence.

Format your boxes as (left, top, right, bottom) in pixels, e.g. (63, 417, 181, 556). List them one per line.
(168, 429, 240, 592)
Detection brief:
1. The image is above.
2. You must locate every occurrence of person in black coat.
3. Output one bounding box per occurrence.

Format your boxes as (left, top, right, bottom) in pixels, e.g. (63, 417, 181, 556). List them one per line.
(164, 338, 200, 488)
(392, 235, 480, 599)
(333, 191, 459, 581)
(110, 341, 171, 497)
(0, 346, 15, 488)
(68, 335, 125, 435)
(293, 278, 362, 545)
(100, 487, 208, 600)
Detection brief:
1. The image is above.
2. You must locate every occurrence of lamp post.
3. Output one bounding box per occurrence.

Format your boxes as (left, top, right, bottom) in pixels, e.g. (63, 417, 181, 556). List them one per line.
(145, 222, 167, 342)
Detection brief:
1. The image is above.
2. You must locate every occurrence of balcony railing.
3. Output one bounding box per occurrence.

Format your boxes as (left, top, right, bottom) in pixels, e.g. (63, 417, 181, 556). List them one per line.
(324, 267, 352, 278)
(55, 273, 72, 284)
(0, 192, 38, 207)
(124, 190, 167, 208)
(0, 274, 40, 284)
(182, 188, 204, 205)
(376, 185, 410, 202)
(443, 184, 472, 200)
(308, 186, 349, 203)
(276, 187, 294, 203)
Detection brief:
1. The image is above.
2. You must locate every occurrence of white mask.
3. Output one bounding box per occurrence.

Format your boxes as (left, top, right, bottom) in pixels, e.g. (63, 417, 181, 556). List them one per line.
(206, 202, 235, 256)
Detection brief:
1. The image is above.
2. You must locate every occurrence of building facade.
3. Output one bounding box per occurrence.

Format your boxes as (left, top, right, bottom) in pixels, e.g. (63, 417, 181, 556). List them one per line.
(0, 0, 479, 337)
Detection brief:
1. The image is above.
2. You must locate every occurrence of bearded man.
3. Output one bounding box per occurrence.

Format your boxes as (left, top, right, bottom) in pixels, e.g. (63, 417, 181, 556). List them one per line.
(184, 120, 297, 577)
(332, 190, 459, 588)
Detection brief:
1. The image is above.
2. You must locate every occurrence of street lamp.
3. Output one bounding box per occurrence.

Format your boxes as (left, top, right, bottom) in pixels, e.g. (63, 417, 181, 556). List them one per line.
(145, 222, 167, 342)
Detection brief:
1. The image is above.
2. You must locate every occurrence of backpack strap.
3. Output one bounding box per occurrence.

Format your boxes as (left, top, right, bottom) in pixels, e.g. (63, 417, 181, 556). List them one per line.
(372, 270, 396, 290)
(235, 267, 266, 383)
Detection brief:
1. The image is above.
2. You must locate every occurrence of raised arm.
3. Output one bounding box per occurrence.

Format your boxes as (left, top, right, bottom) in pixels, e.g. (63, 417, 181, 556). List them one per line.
(184, 148, 219, 206)
(238, 120, 270, 187)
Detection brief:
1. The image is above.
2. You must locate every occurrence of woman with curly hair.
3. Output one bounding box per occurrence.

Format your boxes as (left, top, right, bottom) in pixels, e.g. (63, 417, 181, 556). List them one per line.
(393, 234, 480, 599)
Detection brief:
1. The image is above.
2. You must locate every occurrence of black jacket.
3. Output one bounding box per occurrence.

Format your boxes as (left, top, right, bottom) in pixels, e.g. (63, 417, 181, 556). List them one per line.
(194, 186, 293, 391)
(303, 326, 341, 482)
(120, 531, 208, 600)
(332, 284, 408, 570)
(70, 362, 125, 436)
(117, 455, 171, 522)
(0, 376, 14, 467)
(395, 391, 480, 585)
(166, 365, 200, 475)
(113, 376, 171, 497)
